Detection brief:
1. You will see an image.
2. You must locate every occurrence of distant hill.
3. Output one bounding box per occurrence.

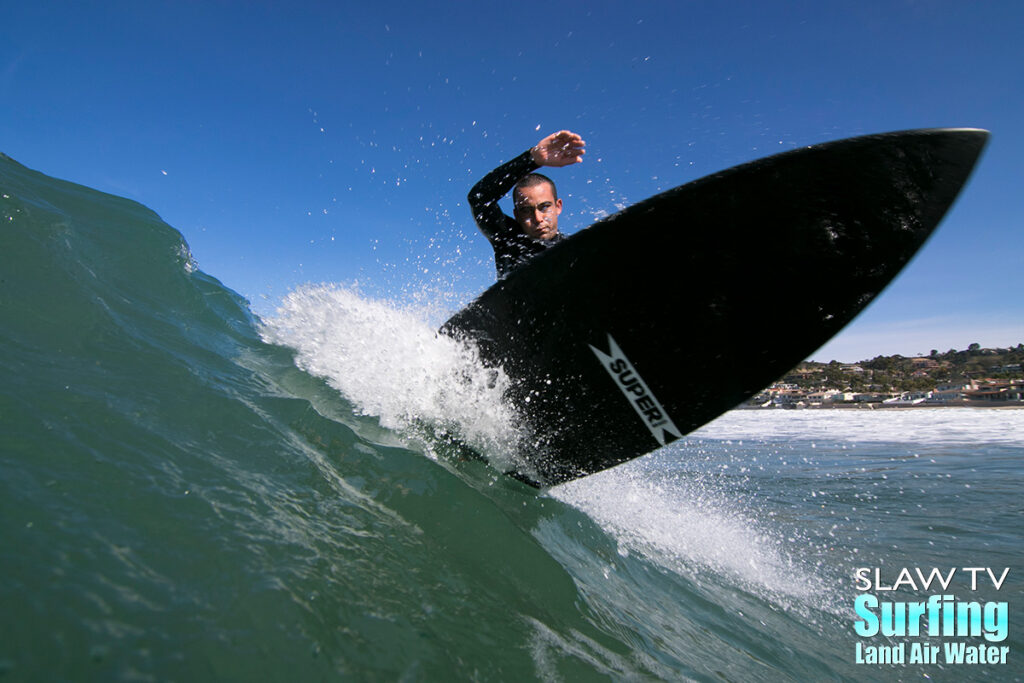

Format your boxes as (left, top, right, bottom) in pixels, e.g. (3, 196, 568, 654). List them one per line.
(782, 344, 1024, 392)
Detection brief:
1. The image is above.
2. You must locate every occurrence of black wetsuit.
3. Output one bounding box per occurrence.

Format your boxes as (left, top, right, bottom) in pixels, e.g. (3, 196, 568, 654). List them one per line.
(468, 150, 565, 279)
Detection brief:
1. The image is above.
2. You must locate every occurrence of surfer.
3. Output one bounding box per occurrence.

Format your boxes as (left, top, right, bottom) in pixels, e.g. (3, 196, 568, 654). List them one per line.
(468, 130, 586, 278)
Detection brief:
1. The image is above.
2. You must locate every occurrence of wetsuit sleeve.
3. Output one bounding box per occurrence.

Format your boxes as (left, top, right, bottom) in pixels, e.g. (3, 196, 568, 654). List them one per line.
(467, 149, 539, 242)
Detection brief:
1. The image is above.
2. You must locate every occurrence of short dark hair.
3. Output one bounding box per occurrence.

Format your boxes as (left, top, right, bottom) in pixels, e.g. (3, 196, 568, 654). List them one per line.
(513, 173, 558, 203)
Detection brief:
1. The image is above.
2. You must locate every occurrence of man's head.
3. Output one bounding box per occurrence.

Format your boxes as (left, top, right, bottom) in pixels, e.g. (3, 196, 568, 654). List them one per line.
(513, 173, 562, 241)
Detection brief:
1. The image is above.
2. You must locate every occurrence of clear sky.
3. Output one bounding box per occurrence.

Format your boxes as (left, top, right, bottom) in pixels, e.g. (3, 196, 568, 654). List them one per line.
(3, 1, 1022, 362)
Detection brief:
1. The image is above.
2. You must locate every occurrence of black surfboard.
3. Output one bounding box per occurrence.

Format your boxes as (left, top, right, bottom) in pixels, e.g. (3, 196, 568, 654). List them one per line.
(442, 128, 988, 487)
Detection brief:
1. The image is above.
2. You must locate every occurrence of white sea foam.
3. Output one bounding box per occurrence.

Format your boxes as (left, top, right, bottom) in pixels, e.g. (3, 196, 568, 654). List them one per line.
(550, 407, 1022, 615)
(260, 284, 524, 470)
(549, 462, 835, 613)
(691, 407, 1024, 446)
(261, 286, 1018, 618)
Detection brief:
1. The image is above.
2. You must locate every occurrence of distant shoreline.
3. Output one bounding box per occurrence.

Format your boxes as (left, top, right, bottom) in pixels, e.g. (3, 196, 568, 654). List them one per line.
(742, 402, 1024, 410)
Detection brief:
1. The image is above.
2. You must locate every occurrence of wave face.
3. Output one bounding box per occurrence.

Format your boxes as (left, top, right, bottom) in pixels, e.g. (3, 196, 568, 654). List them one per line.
(3, 153, 1022, 680)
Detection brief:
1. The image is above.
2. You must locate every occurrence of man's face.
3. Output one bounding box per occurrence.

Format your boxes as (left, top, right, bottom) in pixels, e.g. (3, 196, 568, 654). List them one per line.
(513, 183, 562, 240)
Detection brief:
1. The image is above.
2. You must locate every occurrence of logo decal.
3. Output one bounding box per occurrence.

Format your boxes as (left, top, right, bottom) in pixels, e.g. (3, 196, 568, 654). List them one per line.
(589, 334, 681, 446)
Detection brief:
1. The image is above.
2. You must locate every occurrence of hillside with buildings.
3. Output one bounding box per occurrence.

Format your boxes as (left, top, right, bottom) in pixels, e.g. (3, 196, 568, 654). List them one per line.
(750, 343, 1024, 407)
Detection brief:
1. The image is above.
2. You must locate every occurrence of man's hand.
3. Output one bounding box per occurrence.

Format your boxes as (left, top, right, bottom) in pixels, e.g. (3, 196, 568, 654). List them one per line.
(531, 130, 586, 168)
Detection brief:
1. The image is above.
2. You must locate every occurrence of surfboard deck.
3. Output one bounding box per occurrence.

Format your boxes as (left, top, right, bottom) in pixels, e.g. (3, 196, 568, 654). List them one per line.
(441, 128, 988, 487)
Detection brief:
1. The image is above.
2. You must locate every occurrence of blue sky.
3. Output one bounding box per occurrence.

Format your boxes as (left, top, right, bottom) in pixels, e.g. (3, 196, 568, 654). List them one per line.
(3, 1, 1021, 362)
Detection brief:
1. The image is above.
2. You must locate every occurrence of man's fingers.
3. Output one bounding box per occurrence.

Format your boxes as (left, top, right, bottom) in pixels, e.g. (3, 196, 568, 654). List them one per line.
(555, 134, 584, 149)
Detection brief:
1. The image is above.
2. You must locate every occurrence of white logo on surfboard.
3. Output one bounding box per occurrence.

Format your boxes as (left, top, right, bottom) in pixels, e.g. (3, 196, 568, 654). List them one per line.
(589, 334, 681, 447)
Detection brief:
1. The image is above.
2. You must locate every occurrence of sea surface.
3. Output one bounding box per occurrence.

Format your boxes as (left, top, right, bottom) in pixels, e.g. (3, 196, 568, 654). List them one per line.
(2, 153, 1022, 681)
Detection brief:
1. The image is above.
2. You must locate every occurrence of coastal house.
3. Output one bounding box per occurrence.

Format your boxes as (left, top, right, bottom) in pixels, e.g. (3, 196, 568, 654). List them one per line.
(929, 379, 977, 403)
(770, 390, 807, 407)
(884, 391, 931, 405)
(965, 381, 1024, 404)
(806, 389, 841, 404)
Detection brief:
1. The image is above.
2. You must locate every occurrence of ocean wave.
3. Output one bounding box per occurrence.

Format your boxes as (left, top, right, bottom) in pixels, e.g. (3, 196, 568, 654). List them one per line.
(694, 407, 1024, 446)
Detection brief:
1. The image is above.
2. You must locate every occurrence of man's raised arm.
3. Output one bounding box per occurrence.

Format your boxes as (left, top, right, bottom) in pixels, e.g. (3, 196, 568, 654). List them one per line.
(467, 150, 539, 242)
